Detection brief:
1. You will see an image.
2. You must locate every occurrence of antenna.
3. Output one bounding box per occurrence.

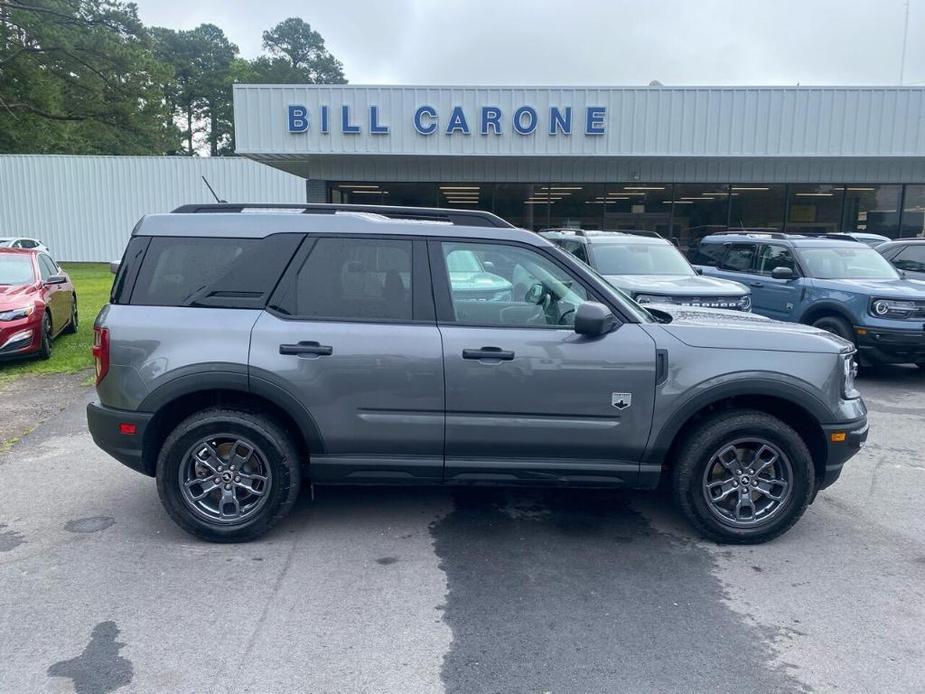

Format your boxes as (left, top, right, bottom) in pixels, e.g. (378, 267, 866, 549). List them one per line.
(201, 176, 226, 203)
(900, 0, 910, 84)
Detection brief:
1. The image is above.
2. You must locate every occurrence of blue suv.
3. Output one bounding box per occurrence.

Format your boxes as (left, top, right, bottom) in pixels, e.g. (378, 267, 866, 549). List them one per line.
(691, 232, 925, 368)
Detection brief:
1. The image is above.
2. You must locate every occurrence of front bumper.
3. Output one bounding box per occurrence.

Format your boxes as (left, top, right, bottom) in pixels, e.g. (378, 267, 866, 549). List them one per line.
(854, 324, 925, 365)
(0, 318, 39, 356)
(87, 401, 154, 476)
(818, 416, 869, 491)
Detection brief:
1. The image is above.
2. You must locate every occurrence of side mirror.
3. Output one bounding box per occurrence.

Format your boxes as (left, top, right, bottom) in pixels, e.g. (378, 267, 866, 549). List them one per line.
(574, 302, 617, 337)
(109, 261, 120, 275)
(771, 266, 795, 280)
(45, 274, 67, 285)
(524, 282, 545, 304)
(693, 266, 704, 275)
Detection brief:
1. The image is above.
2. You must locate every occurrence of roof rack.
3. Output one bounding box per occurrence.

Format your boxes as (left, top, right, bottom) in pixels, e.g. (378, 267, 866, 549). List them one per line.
(706, 230, 862, 242)
(171, 203, 515, 229)
(538, 228, 663, 239)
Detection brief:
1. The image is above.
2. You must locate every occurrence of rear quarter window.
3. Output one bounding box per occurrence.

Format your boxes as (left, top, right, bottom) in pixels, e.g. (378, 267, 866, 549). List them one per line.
(690, 241, 725, 266)
(129, 234, 303, 308)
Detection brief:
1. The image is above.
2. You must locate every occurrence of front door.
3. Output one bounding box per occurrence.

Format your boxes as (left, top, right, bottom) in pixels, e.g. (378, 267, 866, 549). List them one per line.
(431, 239, 657, 486)
(753, 243, 802, 320)
(249, 235, 444, 483)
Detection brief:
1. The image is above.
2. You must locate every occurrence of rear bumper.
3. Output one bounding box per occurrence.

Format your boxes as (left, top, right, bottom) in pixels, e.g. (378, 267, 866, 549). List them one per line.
(855, 325, 925, 365)
(86, 401, 153, 476)
(818, 416, 869, 491)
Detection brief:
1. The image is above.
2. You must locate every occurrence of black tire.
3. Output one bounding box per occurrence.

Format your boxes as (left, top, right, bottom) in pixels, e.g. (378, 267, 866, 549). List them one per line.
(156, 408, 302, 543)
(811, 314, 854, 343)
(672, 410, 815, 544)
(37, 312, 52, 360)
(62, 295, 78, 334)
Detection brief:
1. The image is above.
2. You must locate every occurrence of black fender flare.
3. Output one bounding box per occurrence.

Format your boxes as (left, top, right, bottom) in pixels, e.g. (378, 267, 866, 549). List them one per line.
(798, 301, 856, 327)
(643, 375, 832, 465)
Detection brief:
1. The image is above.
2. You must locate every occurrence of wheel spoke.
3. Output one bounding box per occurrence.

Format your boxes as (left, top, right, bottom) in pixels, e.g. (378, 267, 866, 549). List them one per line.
(714, 445, 741, 473)
(734, 488, 756, 522)
(706, 478, 738, 502)
(218, 486, 241, 519)
(185, 477, 220, 501)
(755, 478, 789, 502)
(229, 440, 255, 472)
(193, 444, 223, 475)
(234, 479, 266, 497)
(750, 445, 779, 476)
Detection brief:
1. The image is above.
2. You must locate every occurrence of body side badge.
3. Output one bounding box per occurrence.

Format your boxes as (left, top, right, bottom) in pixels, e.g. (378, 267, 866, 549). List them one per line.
(612, 393, 632, 410)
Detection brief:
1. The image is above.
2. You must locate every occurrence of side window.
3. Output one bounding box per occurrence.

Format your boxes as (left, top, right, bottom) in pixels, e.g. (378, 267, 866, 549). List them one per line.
(131, 234, 303, 308)
(720, 243, 757, 272)
(440, 241, 588, 328)
(37, 254, 55, 280)
(894, 245, 925, 273)
(291, 237, 413, 321)
(690, 242, 725, 267)
(557, 239, 589, 264)
(756, 244, 796, 275)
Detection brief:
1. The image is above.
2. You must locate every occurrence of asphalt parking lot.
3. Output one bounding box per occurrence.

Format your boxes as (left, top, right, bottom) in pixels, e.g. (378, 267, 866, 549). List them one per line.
(0, 367, 923, 694)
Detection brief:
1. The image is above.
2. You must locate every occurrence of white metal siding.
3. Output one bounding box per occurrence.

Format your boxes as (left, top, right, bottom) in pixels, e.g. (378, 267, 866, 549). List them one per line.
(0, 155, 305, 262)
(234, 85, 925, 158)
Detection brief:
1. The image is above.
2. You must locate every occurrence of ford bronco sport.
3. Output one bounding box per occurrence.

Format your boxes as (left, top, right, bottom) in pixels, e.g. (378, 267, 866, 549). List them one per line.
(88, 204, 868, 544)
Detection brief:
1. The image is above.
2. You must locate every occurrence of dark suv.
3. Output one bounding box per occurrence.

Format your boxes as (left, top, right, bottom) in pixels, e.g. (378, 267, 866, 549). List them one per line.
(88, 204, 867, 544)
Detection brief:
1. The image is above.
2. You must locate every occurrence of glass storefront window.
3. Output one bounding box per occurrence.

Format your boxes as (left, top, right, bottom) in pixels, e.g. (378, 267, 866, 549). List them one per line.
(493, 184, 547, 230)
(330, 182, 440, 207)
(843, 185, 902, 239)
(728, 185, 786, 231)
(670, 185, 731, 252)
(546, 184, 609, 230)
(596, 184, 672, 234)
(901, 185, 925, 238)
(786, 184, 844, 234)
(437, 183, 491, 211)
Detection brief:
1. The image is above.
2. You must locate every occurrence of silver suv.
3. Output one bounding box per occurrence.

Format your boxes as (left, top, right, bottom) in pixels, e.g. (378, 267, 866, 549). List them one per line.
(87, 204, 868, 544)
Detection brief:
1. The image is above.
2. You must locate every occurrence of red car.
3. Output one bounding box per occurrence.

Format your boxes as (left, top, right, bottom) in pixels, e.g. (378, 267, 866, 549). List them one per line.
(0, 249, 77, 359)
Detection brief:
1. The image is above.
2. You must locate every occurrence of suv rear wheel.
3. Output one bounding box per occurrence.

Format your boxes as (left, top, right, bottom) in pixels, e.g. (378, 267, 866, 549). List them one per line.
(673, 411, 814, 544)
(156, 408, 301, 542)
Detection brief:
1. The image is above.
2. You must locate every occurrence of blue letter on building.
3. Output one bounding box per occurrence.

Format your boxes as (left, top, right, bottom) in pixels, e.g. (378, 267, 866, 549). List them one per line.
(585, 106, 606, 135)
(341, 105, 361, 134)
(513, 106, 538, 135)
(414, 105, 437, 135)
(369, 105, 389, 134)
(288, 105, 308, 133)
(446, 106, 470, 135)
(481, 106, 503, 135)
(320, 105, 329, 134)
(549, 106, 571, 135)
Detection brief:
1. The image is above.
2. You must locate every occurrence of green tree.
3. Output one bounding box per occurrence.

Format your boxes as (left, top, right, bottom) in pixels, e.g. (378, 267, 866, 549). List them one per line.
(0, 0, 176, 154)
(249, 17, 346, 84)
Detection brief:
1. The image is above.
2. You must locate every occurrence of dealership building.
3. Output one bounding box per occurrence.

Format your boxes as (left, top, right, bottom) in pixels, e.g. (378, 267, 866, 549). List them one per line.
(234, 84, 925, 248)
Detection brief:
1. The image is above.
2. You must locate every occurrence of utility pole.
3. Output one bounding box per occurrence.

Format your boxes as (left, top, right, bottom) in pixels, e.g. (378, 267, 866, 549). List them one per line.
(900, 0, 910, 84)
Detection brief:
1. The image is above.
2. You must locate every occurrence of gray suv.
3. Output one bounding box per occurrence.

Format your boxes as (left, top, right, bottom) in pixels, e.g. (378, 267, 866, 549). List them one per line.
(87, 204, 868, 544)
(540, 229, 752, 311)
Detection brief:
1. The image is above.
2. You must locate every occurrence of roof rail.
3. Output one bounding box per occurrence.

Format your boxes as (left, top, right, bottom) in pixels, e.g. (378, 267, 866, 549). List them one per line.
(539, 228, 663, 239)
(705, 230, 791, 239)
(170, 202, 515, 229)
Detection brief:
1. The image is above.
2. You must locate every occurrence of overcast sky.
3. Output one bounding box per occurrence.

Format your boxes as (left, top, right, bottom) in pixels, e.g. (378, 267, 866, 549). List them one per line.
(135, 0, 924, 86)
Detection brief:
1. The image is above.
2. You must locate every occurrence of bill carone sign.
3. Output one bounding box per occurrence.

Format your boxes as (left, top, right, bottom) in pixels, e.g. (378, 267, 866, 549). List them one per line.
(286, 104, 608, 137)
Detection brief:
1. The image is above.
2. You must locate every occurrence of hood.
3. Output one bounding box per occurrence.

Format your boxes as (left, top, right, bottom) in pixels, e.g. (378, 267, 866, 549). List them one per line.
(648, 303, 852, 354)
(603, 274, 748, 297)
(812, 277, 925, 298)
(0, 283, 37, 309)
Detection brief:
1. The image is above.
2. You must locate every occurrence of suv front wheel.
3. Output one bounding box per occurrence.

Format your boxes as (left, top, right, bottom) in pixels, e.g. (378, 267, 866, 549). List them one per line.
(156, 408, 302, 542)
(673, 411, 815, 544)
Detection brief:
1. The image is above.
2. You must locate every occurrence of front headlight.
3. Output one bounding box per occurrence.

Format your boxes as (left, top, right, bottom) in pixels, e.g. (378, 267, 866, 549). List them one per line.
(870, 298, 916, 318)
(841, 353, 860, 399)
(0, 305, 35, 322)
(738, 294, 752, 312)
(635, 294, 674, 305)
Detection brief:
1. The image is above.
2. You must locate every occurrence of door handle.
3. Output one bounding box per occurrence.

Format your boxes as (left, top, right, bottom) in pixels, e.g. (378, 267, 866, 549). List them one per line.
(279, 341, 333, 356)
(462, 346, 515, 361)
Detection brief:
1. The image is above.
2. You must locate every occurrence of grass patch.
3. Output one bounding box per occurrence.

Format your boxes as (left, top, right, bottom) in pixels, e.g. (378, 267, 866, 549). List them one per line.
(0, 263, 111, 384)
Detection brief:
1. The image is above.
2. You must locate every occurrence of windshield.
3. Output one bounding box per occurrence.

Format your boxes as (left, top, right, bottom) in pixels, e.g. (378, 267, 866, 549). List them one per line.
(797, 246, 900, 280)
(550, 247, 654, 323)
(592, 242, 694, 276)
(0, 255, 34, 284)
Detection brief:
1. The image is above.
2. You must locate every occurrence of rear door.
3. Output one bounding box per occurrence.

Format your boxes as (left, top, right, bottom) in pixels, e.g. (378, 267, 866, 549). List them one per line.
(753, 243, 802, 320)
(249, 235, 445, 483)
(431, 238, 656, 486)
(710, 242, 772, 311)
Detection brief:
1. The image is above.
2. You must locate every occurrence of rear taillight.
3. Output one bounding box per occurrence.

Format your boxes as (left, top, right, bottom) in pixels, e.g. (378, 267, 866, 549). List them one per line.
(92, 327, 110, 385)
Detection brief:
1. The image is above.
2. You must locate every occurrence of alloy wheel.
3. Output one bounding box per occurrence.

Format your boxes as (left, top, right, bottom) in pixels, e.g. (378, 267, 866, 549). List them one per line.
(179, 435, 272, 524)
(701, 438, 793, 528)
